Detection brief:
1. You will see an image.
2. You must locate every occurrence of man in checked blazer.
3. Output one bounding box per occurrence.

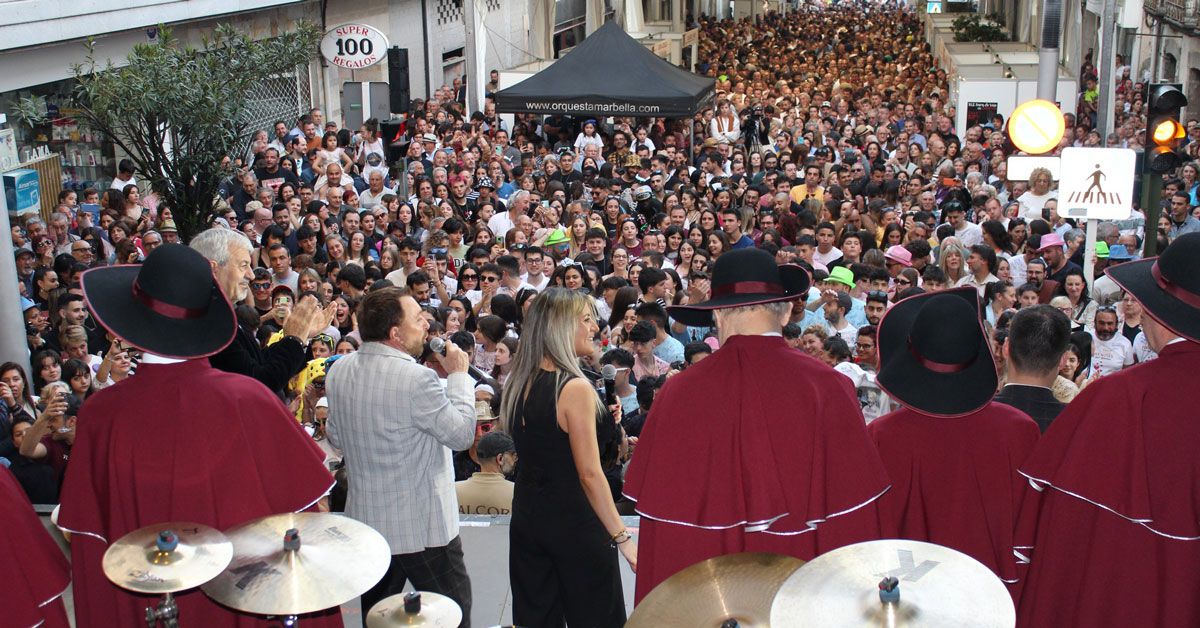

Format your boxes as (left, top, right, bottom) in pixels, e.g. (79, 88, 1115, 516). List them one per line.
(326, 287, 476, 627)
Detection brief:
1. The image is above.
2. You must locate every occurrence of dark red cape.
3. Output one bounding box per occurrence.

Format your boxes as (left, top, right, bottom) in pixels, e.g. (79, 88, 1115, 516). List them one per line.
(866, 403, 1039, 586)
(0, 467, 70, 628)
(1014, 341, 1200, 626)
(624, 335, 891, 601)
(58, 359, 340, 627)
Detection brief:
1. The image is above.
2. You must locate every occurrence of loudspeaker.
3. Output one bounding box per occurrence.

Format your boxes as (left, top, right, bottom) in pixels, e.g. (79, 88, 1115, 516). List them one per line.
(388, 47, 411, 115)
(380, 119, 408, 164)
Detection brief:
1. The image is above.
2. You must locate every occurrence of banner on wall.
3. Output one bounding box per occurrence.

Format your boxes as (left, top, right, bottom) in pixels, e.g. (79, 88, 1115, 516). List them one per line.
(966, 102, 998, 128)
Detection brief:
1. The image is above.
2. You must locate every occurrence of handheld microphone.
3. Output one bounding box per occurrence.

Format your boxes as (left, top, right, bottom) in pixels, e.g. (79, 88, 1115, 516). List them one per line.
(601, 363, 618, 407)
(429, 337, 489, 382)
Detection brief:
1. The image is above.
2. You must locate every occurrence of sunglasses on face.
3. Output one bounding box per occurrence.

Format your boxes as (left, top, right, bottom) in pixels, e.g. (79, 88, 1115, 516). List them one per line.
(480, 276, 499, 283)
(252, 282, 271, 290)
(460, 274, 478, 281)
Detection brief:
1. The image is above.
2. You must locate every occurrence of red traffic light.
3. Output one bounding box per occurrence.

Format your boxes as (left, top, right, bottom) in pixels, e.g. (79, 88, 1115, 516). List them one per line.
(1149, 84, 1187, 114)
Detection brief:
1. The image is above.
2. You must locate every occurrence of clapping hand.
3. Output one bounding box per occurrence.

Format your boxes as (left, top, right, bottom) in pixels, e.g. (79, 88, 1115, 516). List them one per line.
(687, 278, 710, 305)
(283, 295, 339, 341)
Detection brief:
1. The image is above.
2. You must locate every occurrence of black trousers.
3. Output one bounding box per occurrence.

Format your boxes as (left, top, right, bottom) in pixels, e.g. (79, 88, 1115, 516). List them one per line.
(359, 536, 472, 628)
(509, 483, 626, 628)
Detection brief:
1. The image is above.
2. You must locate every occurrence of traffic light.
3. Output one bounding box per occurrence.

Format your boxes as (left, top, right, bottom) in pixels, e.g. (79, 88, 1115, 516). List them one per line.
(1144, 83, 1188, 173)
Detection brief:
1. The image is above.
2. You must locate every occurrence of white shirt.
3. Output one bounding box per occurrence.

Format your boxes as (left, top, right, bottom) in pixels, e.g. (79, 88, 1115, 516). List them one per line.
(523, 274, 550, 291)
(1018, 190, 1057, 220)
(956, 272, 999, 296)
(357, 138, 388, 181)
(358, 186, 396, 210)
(595, 296, 612, 322)
(384, 267, 411, 286)
(1090, 331, 1135, 376)
(1132, 332, 1157, 363)
(814, 246, 843, 267)
(826, 319, 858, 346)
(1007, 255, 1028, 287)
(953, 221, 984, 248)
(487, 212, 517, 238)
(109, 175, 137, 191)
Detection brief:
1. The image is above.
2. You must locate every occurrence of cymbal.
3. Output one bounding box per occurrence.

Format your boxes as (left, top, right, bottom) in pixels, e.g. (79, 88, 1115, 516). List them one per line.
(102, 522, 233, 594)
(366, 591, 463, 627)
(201, 512, 390, 616)
(770, 539, 1015, 627)
(626, 553, 806, 628)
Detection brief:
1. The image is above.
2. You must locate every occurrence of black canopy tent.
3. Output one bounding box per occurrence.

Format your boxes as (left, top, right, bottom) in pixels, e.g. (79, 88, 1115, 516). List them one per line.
(493, 22, 715, 118)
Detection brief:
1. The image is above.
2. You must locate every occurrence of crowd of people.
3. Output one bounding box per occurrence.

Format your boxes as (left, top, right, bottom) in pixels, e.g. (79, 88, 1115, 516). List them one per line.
(4, 1, 1200, 626)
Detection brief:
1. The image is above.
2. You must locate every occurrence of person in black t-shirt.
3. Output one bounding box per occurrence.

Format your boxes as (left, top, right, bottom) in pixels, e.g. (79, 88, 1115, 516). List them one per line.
(254, 147, 300, 193)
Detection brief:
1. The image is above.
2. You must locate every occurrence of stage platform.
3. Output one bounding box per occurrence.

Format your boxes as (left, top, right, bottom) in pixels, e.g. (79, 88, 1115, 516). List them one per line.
(36, 510, 639, 627)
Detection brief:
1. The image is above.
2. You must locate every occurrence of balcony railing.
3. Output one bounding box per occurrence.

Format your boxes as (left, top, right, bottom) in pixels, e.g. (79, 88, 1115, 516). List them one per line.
(1145, 0, 1200, 30)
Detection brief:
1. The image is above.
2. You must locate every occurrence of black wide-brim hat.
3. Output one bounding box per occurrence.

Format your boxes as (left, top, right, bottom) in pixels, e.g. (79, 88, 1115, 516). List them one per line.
(668, 248, 810, 327)
(1107, 231, 1200, 343)
(876, 286, 997, 417)
(81, 244, 237, 359)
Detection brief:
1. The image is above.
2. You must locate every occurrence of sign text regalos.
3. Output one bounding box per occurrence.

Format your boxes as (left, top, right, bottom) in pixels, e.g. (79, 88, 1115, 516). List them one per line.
(320, 24, 389, 70)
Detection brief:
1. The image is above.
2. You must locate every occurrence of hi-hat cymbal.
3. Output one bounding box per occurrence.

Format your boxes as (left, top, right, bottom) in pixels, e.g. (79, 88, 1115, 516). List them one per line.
(102, 522, 233, 594)
(367, 591, 463, 627)
(770, 539, 1015, 627)
(201, 512, 390, 616)
(626, 553, 806, 628)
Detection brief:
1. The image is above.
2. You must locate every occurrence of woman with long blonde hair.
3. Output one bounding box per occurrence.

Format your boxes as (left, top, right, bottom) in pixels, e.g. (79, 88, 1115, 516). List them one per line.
(501, 287, 633, 627)
(938, 240, 969, 286)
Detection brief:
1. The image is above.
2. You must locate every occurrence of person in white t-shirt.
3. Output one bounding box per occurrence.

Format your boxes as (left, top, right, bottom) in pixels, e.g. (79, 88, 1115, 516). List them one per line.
(109, 159, 137, 191)
(813, 222, 844, 267)
(356, 119, 388, 183)
(1017, 167, 1057, 220)
(823, 291, 858, 346)
(943, 202, 983, 248)
(520, 246, 550, 291)
(1132, 331, 1157, 363)
(1089, 307, 1134, 375)
(488, 190, 529, 238)
(357, 170, 395, 210)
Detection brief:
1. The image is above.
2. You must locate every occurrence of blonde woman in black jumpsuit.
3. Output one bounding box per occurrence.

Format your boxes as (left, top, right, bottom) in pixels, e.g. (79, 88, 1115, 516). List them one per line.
(501, 287, 635, 628)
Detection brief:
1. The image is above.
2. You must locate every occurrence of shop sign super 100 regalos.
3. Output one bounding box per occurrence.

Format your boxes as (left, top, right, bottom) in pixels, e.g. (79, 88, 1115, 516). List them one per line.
(320, 24, 389, 69)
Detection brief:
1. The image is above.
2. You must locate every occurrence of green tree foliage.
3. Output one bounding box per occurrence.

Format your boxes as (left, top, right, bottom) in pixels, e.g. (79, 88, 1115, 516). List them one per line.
(72, 23, 320, 240)
(952, 14, 1008, 43)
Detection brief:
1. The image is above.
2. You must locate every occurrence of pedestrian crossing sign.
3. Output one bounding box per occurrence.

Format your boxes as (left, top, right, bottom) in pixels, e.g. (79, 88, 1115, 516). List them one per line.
(1058, 147, 1137, 220)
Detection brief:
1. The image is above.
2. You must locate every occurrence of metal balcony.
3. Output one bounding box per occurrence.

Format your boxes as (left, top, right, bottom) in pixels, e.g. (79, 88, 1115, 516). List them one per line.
(1145, 0, 1200, 30)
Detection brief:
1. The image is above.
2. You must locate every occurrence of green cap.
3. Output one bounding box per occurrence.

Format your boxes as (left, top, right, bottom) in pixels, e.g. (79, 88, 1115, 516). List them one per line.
(1095, 241, 1110, 259)
(543, 228, 569, 246)
(827, 265, 855, 288)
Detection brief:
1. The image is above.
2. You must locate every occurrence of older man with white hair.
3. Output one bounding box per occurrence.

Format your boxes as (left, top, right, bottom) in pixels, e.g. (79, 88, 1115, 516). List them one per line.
(359, 170, 395, 209)
(49, 211, 80, 256)
(488, 190, 529, 238)
(191, 228, 335, 396)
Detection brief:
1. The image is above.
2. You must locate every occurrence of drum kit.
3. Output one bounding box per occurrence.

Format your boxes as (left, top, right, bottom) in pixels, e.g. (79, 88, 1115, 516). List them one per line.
(100, 513, 462, 627)
(627, 540, 1017, 628)
(102, 514, 1011, 627)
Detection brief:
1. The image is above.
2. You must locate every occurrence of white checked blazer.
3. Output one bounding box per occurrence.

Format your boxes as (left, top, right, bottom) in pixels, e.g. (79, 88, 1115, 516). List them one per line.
(325, 342, 476, 554)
